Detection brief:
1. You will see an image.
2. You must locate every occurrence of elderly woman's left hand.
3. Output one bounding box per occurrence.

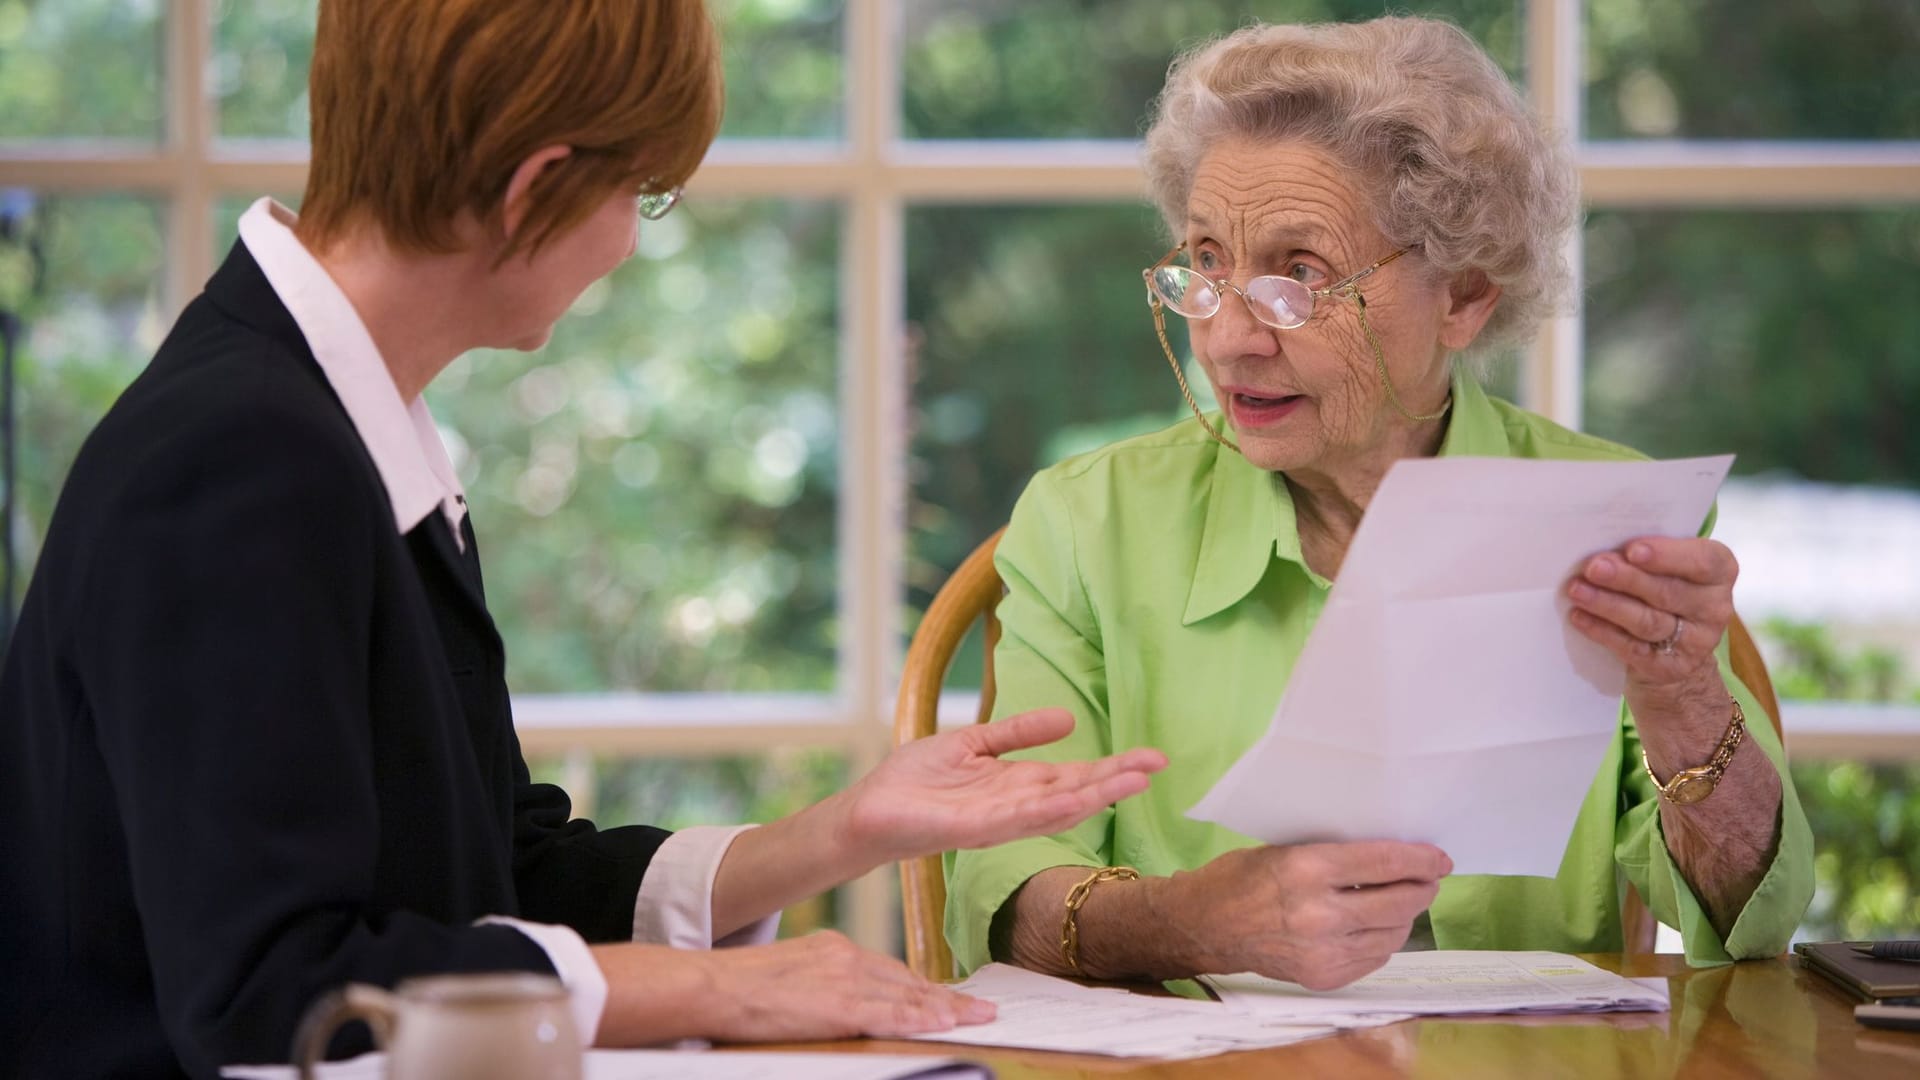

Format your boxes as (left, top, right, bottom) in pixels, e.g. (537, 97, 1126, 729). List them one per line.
(1565, 535, 1738, 698)
(1561, 534, 1780, 943)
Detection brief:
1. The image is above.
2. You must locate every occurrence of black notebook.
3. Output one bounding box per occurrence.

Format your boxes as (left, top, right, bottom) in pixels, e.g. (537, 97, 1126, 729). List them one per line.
(1794, 941, 1920, 1002)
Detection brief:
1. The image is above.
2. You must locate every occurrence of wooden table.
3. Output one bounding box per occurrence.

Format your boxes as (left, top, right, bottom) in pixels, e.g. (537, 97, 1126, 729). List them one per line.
(760, 955, 1920, 1078)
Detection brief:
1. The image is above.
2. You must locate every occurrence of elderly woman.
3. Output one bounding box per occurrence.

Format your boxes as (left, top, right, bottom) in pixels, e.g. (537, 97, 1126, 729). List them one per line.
(946, 17, 1812, 989)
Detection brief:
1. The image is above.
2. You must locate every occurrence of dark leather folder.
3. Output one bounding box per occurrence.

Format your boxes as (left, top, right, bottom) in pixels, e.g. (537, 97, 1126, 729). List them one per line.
(1795, 942, 1920, 1001)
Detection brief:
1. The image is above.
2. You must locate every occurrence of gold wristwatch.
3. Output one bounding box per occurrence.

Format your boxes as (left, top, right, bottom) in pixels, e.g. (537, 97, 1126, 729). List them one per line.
(1644, 699, 1746, 805)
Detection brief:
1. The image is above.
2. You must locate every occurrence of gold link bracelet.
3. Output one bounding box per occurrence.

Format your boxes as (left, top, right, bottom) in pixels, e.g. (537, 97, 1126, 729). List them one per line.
(1060, 866, 1139, 976)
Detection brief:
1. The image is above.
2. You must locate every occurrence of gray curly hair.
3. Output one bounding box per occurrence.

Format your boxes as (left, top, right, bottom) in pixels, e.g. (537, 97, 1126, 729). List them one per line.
(1142, 17, 1578, 349)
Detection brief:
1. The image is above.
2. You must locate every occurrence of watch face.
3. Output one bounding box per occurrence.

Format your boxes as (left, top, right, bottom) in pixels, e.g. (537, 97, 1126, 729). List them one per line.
(1670, 774, 1715, 805)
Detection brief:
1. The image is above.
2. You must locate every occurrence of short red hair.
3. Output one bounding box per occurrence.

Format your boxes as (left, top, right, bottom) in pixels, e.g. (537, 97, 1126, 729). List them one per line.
(297, 0, 722, 260)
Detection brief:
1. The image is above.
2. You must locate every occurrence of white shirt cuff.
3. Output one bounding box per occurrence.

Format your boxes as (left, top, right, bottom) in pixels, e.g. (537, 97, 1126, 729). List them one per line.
(477, 916, 607, 1046)
(632, 824, 782, 950)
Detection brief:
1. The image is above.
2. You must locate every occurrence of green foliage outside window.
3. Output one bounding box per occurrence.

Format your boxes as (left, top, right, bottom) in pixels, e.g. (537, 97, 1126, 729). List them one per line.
(1767, 620, 1920, 939)
(1585, 0, 1920, 140)
(710, 0, 843, 139)
(0, 0, 161, 140)
(5, 197, 164, 584)
(433, 200, 843, 694)
(1799, 757, 1920, 940)
(212, 0, 317, 139)
(1583, 210, 1920, 492)
(528, 749, 851, 937)
(901, 0, 1521, 139)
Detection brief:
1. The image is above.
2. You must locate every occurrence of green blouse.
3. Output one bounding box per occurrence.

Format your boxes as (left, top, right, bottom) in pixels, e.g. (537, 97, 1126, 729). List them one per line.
(944, 374, 1813, 975)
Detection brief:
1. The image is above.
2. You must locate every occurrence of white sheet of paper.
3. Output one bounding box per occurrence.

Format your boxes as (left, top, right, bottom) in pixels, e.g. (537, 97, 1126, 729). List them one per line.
(1205, 951, 1671, 1020)
(1188, 454, 1734, 875)
(226, 1049, 988, 1080)
(902, 963, 1388, 1060)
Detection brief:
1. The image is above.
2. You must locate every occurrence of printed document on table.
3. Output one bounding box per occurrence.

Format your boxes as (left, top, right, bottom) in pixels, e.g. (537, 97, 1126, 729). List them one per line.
(227, 1050, 990, 1080)
(903, 963, 1401, 1060)
(1205, 951, 1671, 1020)
(1188, 454, 1735, 876)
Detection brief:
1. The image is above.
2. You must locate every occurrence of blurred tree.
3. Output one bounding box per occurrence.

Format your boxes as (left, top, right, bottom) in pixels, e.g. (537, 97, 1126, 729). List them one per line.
(902, 0, 1521, 139)
(433, 200, 843, 694)
(710, 0, 844, 138)
(1798, 758, 1920, 939)
(1585, 0, 1920, 140)
(213, 0, 317, 139)
(1768, 621, 1920, 939)
(904, 203, 1182, 613)
(9, 197, 164, 605)
(528, 749, 851, 937)
(0, 0, 160, 139)
(1583, 210, 1920, 490)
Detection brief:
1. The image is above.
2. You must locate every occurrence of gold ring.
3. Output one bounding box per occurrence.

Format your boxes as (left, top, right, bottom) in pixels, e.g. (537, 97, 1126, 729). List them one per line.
(1657, 616, 1685, 656)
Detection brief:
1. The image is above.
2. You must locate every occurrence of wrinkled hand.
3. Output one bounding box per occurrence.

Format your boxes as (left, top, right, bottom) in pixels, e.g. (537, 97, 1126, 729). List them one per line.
(1170, 842, 1452, 990)
(841, 708, 1167, 865)
(595, 932, 994, 1044)
(699, 932, 993, 1041)
(1565, 535, 1738, 700)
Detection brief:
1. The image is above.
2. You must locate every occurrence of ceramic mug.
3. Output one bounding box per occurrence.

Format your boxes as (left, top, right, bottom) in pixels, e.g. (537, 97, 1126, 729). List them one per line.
(294, 972, 581, 1080)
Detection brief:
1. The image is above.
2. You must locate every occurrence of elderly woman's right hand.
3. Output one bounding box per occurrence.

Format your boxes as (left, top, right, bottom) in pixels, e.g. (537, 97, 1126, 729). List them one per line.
(1006, 841, 1450, 988)
(1167, 841, 1452, 989)
(591, 933, 994, 1045)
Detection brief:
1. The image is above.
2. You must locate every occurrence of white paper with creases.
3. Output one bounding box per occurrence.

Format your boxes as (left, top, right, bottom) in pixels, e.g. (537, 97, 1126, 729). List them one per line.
(902, 963, 1397, 1059)
(1187, 454, 1734, 876)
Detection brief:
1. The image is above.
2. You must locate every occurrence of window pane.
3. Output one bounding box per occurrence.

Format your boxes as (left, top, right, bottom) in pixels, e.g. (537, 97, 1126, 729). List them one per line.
(1791, 761, 1920, 939)
(905, 204, 1191, 679)
(212, 0, 315, 140)
(901, 0, 1523, 139)
(1582, 209, 1920, 706)
(8, 194, 166, 608)
(527, 749, 851, 935)
(714, 0, 844, 139)
(0, 0, 162, 140)
(431, 200, 840, 694)
(1585, 1, 1920, 140)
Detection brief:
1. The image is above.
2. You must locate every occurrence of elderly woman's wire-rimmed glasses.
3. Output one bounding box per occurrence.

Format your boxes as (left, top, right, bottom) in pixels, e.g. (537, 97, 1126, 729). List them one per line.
(1140, 242, 1448, 450)
(636, 186, 683, 221)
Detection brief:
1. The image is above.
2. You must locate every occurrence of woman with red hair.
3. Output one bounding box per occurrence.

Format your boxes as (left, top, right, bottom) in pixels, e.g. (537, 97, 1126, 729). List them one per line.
(0, 3, 1165, 1075)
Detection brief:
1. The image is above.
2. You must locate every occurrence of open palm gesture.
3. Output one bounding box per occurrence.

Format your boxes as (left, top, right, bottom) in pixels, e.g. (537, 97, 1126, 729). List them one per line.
(842, 709, 1167, 864)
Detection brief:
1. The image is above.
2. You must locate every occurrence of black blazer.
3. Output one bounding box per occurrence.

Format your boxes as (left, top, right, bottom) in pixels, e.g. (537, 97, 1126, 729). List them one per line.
(0, 243, 669, 1079)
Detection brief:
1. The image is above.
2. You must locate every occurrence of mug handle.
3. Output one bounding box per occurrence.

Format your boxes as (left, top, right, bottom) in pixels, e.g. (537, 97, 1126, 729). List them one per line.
(293, 983, 398, 1079)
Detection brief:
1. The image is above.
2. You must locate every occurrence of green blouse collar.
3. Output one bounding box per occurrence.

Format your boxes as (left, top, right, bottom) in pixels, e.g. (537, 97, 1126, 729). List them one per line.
(1182, 371, 1509, 625)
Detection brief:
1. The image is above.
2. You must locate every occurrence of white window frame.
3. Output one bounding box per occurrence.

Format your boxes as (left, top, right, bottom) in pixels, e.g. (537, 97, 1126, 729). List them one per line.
(4, 0, 1919, 952)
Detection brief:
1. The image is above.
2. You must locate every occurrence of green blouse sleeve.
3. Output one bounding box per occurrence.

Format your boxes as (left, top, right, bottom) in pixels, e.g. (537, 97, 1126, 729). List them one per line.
(1613, 638, 1816, 964)
(943, 470, 1116, 975)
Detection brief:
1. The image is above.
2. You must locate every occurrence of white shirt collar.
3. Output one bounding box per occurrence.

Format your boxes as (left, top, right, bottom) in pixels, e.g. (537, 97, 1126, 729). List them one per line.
(237, 197, 468, 546)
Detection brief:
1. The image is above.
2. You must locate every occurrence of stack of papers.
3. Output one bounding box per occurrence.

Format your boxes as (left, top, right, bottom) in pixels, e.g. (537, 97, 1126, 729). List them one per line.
(236, 953, 1671, 1075)
(1189, 455, 1734, 876)
(904, 963, 1399, 1060)
(910, 953, 1666, 1060)
(1205, 951, 1671, 1020)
